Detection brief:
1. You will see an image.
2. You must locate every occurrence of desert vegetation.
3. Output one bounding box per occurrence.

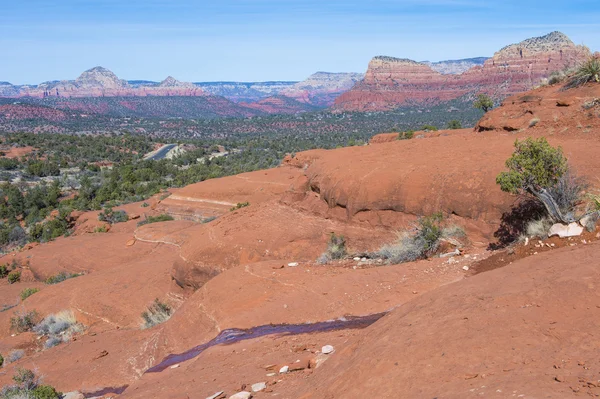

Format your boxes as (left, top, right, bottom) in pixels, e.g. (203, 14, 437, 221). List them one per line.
(564, 55, 600, 89)
(141, 299, 173, 329)
(473, 94, 494, 113)
(137, 213, 174, 226)
(0, 368, 61, 399)
(33, 310, 83, 349)
(10, 310, 38, 333)
(496, 138, 586, 224)
(20, 288, 40, 301)
(317, 233, 347, 264)
(376, 213, 465, 264)
(45, 272, 82, 285)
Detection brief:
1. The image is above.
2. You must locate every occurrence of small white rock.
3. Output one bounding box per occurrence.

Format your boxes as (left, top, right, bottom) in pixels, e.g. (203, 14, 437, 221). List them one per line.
(279, 365, 289, 374)
(206, 392, 224, 399)
(287, 262, 299, 267)
(353, 257, 361, 261)
(361, 257, 367, 262)
(266, 372, 276, 377)
(229, 392, 252, 399)
(251, 382, 267, 392)
(321, 345, 335, 354)
(170, 364, 180, 369)
(462, 265, 470, 271)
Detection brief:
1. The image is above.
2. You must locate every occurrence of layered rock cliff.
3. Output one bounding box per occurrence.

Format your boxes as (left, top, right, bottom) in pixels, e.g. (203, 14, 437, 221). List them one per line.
(334, 31, 590, 111)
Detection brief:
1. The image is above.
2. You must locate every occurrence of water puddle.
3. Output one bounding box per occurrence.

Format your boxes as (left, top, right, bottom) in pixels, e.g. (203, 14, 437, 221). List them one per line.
(146, 312, 387, 373)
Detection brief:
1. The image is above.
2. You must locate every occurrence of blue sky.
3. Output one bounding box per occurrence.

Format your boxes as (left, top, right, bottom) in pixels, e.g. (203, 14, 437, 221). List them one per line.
(2, 0, 599, 84)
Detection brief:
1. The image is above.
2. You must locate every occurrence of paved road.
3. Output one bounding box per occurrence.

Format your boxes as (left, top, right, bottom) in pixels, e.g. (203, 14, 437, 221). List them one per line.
(144, 144, 177, 161)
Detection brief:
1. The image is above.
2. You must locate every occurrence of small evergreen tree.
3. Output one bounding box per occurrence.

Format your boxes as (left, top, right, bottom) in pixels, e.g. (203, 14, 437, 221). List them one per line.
(473, 94, 494, 113)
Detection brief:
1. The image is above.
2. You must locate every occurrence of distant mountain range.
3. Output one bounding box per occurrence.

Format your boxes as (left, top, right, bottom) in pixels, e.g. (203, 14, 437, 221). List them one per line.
(0, 68, 363, 116)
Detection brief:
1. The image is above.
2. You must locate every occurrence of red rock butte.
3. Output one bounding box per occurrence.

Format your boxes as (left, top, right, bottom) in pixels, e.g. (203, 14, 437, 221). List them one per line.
(334, 31, 590, 111)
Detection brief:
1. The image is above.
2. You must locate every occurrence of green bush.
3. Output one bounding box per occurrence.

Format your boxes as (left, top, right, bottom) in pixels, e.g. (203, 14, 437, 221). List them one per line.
(496, 137, 576, 223)
(10, 310, 38, 333)
(0, 264, 8, 278)
(421, 125, 438, 132)
(473, 93, 494, 112)
(398, 130, 414, 140)
(230, 202, 250, 212)
(0, 352, 3, 367)
(20, 288, 39, 301)
(98, 207, 129, 224)
(2, 368, 61, 399)
(496, 138, 567, 194)
(137, 213, 174, 226)
(45, 272, 81, 285)
(7, 270, 21, 284)
(447, 120, 462, 129)
(317, 233, 347, 264)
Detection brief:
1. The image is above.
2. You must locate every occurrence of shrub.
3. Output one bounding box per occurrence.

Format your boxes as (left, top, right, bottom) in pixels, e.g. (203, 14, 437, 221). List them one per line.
(229, 202, 250, 212)
(0, 352, 3, 367)
(398, 130, 414, 140)
(45, 272, 81, 285)
(10, 311, 38, 333)
(0, 264, 8, 278)
(496, 137, 574, 223)
(141, 202, 150, 207)
(1, 368, 61, 399)
(376, 214, 464, 264)
(525, 217, 554, 238)
(564, 56, 600, 89)
(7, 270, 21, 284)
(317, 233, 347, 264)
(548, 69, 567, 85)
(94, 225, 108, 233)
(34, 310, 83, 349)
(202, 216, 217, 224)
(141, 299, 172, 329)
(6, 349, 24, 364)
(377, 231, 426, 264)
(546, 170, 588, 217)
(447, 120, 462, 129)
(421, 125, 438, 132)
(473, 94, 494, 112)
(137, 213, 174, 226)
(98, 207, 129, 224)
(20, 288, 39, 301)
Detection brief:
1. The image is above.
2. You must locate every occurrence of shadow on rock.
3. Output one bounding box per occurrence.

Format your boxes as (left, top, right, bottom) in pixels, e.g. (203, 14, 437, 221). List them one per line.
(489, 199, 546, 250)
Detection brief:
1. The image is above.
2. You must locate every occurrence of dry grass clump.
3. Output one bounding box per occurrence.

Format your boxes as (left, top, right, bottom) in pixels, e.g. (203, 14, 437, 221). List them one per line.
(375, 213, 465, 265)
(564, 56, 600, 89)
(33, 310, 83, 349)
(141, 299, 172, 329)
(317, 233, 347, 264)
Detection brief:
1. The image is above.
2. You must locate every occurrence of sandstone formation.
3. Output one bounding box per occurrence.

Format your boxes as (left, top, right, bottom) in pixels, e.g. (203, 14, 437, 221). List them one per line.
(335, 32, 590, 111)
(15, 67, 205, 98)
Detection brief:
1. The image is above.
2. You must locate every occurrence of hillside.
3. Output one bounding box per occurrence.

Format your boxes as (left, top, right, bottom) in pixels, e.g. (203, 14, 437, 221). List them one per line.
(334, 31, 590, 111)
